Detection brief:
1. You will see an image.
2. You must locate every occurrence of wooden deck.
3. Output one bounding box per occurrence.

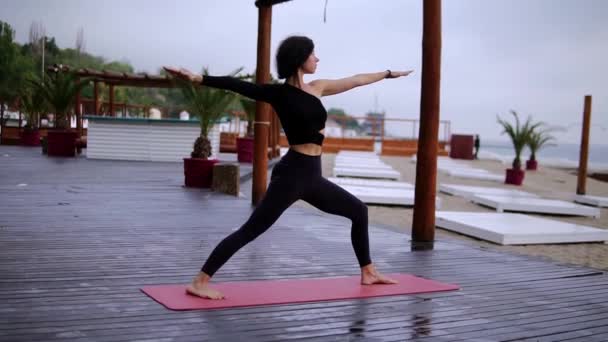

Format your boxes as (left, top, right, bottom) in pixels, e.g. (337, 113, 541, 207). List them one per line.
(1, 145, 608, 342)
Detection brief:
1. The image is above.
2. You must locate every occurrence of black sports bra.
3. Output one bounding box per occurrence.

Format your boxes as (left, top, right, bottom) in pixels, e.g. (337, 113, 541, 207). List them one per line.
(202, 76, 327, 146)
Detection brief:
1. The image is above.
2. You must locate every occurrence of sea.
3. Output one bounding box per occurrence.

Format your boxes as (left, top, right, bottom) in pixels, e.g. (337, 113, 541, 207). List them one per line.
(481, 140, 608, 164)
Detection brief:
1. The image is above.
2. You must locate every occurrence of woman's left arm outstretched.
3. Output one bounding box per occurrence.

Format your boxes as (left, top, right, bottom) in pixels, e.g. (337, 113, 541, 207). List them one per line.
(311, 70, 413, 97)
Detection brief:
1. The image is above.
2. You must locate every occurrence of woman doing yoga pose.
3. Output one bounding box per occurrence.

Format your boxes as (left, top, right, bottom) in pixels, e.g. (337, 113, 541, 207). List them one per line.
(164, 35, 413, 300)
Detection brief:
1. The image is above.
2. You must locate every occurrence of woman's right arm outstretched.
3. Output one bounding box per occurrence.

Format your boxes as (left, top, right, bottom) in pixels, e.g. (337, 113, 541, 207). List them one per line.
(163, 66, 275, 103)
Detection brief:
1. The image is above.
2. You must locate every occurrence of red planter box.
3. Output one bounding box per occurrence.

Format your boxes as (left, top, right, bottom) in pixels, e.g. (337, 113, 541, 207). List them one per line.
(20, 129, 41, 146)
(47, 131, 77, 157)
(183, 158, 219, 188)
(505, 168, 525, 185)
(236, 137, 254, 163)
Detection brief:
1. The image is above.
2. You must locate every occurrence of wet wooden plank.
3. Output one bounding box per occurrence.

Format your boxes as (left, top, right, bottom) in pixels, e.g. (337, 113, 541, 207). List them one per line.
(1, 145, 607, 341)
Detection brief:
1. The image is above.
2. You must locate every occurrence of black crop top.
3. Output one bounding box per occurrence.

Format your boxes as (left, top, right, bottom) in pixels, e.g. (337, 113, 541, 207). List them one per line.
(202, 76, 327, 146)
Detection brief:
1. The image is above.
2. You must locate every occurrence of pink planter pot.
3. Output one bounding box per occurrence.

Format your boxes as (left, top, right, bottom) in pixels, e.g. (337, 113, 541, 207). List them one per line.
(526, 160, 538, 170)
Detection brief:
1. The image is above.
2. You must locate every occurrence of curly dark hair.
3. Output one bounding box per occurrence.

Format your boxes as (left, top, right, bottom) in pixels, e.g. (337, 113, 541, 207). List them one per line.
(275, 36, 314, 79)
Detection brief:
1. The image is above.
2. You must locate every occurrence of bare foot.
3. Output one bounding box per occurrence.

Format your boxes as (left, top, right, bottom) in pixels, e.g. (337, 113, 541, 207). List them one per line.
(185, 272, 225, 300)
(360, 264, 398, 285)
(186, 283, 225, 300)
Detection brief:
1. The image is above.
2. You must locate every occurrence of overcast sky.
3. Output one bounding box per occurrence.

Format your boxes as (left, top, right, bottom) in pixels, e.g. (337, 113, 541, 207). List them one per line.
(2, 0, 607, 144)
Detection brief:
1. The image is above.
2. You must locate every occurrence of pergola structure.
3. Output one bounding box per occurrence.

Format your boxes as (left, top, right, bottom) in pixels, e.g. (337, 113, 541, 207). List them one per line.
(253, 0, 442, 248)
(51, 65, 283, 158)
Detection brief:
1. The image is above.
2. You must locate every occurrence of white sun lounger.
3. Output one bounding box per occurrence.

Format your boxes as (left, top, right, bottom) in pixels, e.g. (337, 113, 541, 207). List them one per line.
(328, 177, 413, 189)
(436, 212, 608, 245)
(446, 170, 504, 183)
(334, 163, 394, 171)
(337, 151, 378, 157)
(337, 185, 441, 207)
(333, 167, 401, 180)
(470, 194, 601, 218)
(334, 157, 389, 165)
(442, 168, 490, 176)
(439, 184, 539, 200)
(574, 194, 608, 208)
(335, 158, 386, 165)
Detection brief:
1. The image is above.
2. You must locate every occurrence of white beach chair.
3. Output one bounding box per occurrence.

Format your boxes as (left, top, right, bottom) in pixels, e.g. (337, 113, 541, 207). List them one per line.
(470, 194, 601, 218)
(436, 211, 608, 245)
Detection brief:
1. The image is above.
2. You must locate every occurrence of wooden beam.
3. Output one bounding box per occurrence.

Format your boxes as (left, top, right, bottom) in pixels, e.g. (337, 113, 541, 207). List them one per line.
(109, 84, 115, 117)
(412, 0, 442, 249)
(93, 81, 99, 115)
(576, 95, 592, 195)
(255, 0, 292, 7)
(252, 4, 272, 205)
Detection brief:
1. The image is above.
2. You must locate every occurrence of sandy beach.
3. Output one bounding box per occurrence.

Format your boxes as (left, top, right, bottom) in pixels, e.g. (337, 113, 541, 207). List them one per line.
(289, 152, 608, 271)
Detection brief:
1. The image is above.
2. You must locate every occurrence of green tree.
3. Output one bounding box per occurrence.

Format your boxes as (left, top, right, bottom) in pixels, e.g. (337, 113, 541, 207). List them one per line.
(20, 77, 48, 130)
(0, 21, 35, 125)
(328, 107, 360, 130)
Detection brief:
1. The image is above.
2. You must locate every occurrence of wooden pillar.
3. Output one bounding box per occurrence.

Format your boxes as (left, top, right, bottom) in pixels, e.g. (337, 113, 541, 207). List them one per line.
(275, 111, 280, 157)
(576, 95, 592, 195)
(75, 77, 82, 136)
(412, 0, 442, 249)
(268, 111, 275, 158)
(18, 100, 22, 129)
(275, 112, 282, 156)
(271, 110, 279, 157)
(109, 84, 115, 117)
(252, 3, 272, 205)
(0, 102, 5, 142)
(93, 81, 99, 115)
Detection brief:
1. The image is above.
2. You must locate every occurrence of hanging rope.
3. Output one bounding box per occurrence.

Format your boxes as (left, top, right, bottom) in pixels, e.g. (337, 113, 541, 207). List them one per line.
(323, 0, 329, 23)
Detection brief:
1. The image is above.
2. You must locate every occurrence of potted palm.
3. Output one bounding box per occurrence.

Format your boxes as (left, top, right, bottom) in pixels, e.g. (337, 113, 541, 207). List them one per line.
(497, 110, 538, 185)
(172, 69, 237, 188)
(19, 80, 47, 146)
(236, 97, 256, 163)
(526, 124, 556, 170)
(31, 67, 89, 157)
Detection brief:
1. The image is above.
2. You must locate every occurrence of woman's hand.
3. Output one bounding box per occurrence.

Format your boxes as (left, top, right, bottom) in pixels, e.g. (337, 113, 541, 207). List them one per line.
(386, 70, 414, 79)
(163, 66, 202, 83)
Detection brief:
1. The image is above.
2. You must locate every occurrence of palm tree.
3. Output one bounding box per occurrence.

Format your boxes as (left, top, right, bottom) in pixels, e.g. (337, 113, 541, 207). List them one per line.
(30, 67, 89, 129)
(240, 97, 256, 137)
(172, 68, 240, 158)
(527, 124, 556, 162)
(21, 78, 48, 130)
(497, 110, 539, 170)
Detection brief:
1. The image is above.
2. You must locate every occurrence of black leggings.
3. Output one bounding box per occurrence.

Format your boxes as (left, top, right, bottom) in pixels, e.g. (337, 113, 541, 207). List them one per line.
(200, 148, 372, 277)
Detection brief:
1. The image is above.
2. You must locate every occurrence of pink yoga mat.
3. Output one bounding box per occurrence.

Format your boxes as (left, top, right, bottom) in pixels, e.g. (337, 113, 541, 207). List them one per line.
(141, 274, 459, 311)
